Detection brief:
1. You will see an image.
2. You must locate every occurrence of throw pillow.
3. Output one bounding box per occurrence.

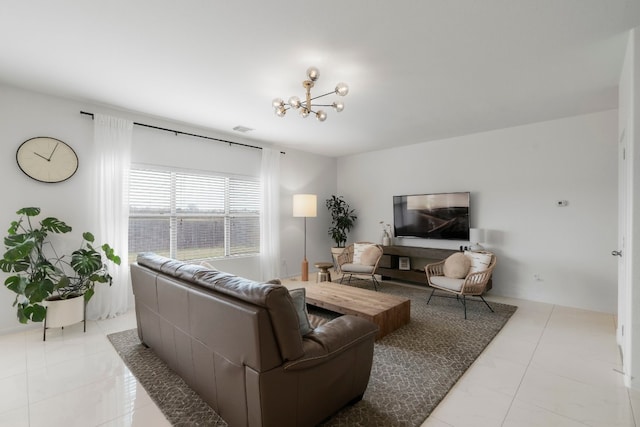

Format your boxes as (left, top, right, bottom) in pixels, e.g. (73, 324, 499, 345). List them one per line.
(353, 243, 372, 264)
(289, 288, 313, 335)
(464, 251, 493, 274)
(443, 252, 471, 279)
(360, 245, 381, 266)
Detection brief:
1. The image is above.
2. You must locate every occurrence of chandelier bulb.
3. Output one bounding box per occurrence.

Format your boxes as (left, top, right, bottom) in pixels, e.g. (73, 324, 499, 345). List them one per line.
(275, 107, 286, 117)
(316, 110, 327, 121)
(288, 96, 301, 109)
(272, 98, 284, 109)
(333, 101, 345, 112)
(300, 108, 310, 118)
(306, 66, 320, 82)
(335, 82, 349, 96)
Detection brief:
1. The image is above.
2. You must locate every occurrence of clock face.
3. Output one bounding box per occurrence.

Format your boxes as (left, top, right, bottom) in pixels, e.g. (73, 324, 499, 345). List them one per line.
(16, 137, 79, 183)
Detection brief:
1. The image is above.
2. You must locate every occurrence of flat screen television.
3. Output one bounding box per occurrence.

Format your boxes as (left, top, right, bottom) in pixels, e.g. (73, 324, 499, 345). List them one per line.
(393, 192, 470, 240)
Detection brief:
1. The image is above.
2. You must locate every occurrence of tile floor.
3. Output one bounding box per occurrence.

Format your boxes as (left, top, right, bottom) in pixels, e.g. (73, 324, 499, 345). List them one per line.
(421, 294, 638, 427)
(0, 311, 170, 427)
(0, 282, 637, 427)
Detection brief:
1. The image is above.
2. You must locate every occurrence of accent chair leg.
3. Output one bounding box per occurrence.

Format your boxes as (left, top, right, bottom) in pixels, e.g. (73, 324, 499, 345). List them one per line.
(462, 295, 467, 319)
(371, 275, 379, 291)
(427, 288, 436, 304)
(480, 295, 494, 313)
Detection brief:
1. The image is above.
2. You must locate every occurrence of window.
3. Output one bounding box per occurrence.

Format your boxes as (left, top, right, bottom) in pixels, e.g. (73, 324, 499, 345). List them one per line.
(129, 167, 260, 263)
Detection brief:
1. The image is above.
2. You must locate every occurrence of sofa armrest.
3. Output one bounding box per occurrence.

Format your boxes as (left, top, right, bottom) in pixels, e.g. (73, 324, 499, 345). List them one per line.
(283, 315, 378, 371)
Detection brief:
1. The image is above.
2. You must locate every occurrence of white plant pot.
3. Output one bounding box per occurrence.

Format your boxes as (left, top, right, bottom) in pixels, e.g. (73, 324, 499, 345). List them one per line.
(43, 294, 86, 340)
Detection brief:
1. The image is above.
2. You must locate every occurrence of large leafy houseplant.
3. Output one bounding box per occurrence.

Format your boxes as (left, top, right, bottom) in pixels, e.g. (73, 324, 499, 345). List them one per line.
(0, 207, 121, 323)
(325, 195, 357, 248)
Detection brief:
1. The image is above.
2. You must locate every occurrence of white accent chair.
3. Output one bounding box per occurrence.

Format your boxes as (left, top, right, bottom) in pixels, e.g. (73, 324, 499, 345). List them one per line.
(336, 242, 384, 291)
(425, 251, 496, 319)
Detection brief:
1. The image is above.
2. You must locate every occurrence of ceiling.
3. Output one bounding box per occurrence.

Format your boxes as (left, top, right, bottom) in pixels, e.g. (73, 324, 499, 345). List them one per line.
(1, 1, 639, 157)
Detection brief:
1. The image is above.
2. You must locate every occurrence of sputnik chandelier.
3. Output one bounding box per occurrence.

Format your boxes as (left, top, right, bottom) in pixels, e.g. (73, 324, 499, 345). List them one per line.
(272, 67, 349, 122)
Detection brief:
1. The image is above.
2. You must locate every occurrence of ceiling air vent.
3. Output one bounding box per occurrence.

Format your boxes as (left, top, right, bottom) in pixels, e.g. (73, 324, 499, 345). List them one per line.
(233, 125, 254, 133)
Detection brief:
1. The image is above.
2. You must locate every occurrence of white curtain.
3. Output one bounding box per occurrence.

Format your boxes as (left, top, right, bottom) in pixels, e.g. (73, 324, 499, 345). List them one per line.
(87, 114, 133, 319)
(260, 147, 281, 281)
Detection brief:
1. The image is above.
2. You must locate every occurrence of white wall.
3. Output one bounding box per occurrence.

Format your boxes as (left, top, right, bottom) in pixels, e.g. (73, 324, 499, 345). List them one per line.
(279, 149, 338, 279)
(0, 85, 95, 333)
(338, 110, 618, 313)
(0, 83, 337, 334)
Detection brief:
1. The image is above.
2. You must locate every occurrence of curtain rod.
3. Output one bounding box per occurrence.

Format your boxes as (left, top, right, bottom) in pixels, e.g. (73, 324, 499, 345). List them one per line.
(80, 111, 285, 154)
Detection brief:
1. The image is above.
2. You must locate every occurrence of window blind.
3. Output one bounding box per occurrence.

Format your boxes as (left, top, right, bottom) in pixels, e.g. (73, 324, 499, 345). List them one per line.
(128, 167, 260, 263)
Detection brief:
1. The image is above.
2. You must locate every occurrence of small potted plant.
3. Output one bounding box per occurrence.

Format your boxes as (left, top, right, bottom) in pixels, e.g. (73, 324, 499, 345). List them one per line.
(379, 221, 392, 246)
(0, 207, 120, 330)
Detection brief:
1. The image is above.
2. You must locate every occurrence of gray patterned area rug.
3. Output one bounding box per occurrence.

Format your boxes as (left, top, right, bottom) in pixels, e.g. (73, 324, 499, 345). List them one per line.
(107, 279, 516, 427)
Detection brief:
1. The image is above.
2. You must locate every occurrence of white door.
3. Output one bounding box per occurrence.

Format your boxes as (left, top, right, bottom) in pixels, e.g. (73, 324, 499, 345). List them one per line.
(616, 128, 631, 386)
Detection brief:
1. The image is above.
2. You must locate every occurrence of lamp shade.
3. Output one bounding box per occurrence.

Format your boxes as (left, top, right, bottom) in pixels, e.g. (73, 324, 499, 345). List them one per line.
(469, 228, 484, 243)
(293, 194, 317, 217)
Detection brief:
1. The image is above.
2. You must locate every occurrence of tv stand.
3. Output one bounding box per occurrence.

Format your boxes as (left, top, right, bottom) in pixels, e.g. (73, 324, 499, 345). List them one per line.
(376, 245, 458, 284)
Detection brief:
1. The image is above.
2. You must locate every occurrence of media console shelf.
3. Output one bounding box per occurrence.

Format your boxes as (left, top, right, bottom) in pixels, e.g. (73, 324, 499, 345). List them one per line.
(377, 245, 458, 284)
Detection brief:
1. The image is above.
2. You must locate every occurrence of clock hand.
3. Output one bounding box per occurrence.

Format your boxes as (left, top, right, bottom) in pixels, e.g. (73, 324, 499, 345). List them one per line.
(33, 152, 49, 161)
(47, 143, 59, 161)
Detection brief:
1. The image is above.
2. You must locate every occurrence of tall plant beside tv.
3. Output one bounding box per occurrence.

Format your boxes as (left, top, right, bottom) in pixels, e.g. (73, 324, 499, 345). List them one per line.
(325, 195, 357, 248)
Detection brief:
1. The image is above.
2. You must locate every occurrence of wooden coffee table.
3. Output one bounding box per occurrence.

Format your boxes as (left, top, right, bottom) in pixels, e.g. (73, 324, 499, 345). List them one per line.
(304, 282, 410, 339)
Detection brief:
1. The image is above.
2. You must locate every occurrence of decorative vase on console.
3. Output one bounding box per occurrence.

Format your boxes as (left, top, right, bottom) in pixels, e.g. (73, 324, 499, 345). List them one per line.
(380, 221, 392, 246)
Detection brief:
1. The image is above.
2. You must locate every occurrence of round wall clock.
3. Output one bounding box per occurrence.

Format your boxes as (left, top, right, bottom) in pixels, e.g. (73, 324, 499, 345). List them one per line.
(16, 137, 79, 183)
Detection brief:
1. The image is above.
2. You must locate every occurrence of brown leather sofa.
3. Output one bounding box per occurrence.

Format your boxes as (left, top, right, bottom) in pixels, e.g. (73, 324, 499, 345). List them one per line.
(131, 253, 379, 427)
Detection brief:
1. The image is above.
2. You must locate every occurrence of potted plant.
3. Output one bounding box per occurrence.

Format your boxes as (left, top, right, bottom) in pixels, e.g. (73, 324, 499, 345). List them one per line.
(0, 207, 121, 327)
(326, 195, 357, 247)
(325, 196, 357, 270)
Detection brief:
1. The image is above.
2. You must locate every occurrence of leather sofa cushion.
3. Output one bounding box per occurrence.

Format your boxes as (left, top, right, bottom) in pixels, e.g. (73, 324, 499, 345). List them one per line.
(286, 315, 378, 370)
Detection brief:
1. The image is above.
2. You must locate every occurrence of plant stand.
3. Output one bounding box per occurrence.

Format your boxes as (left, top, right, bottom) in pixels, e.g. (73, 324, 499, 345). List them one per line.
(43, 294, 86, 341)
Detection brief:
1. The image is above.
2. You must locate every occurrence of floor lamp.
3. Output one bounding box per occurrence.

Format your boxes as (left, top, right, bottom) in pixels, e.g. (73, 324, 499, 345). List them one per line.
(293, 194, 317, 281)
